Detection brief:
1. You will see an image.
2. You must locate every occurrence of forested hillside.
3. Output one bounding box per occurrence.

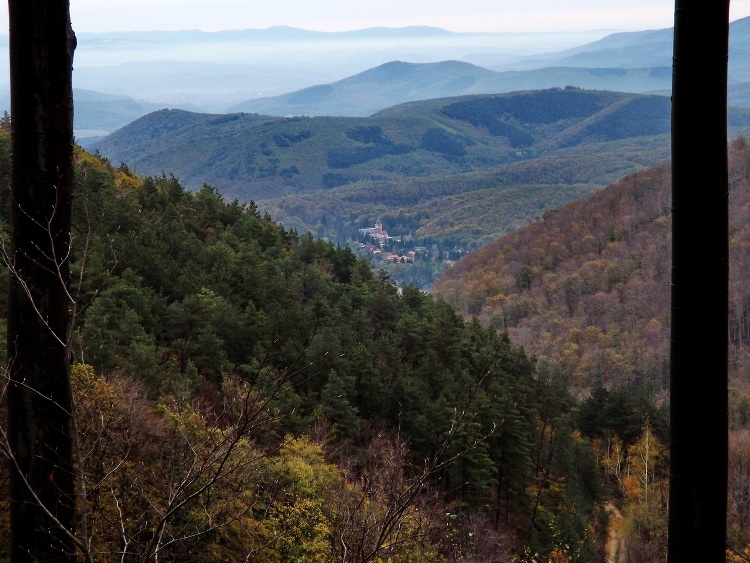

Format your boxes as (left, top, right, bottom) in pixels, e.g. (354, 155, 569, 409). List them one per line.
(434, 138, 750, 559)
(91, 88, 750, 268)
(91, 88, 696, 282)
(5, 135, 750, 559)
(433, 140, 750, 402)
(93, 88, 680, 201)
(0, 133, 647, 561)
(433, 160, 674, 396)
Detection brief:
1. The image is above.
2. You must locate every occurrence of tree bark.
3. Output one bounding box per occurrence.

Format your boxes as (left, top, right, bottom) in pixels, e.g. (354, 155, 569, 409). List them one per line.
(668, 1, 729, 561)
(6, 0, 77, 560)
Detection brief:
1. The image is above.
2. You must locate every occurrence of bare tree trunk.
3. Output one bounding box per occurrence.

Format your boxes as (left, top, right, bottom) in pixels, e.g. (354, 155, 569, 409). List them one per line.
(6, 1, 76, 560)
(668, 1, 729, 560)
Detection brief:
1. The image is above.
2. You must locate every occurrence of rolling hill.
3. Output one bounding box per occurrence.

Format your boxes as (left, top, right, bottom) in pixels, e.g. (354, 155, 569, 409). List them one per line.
(92, 88, 750, 255)
(431, 138, 750, 406)
(229, 60, 674, 117)
(94, 88, 676, 196)
(92, 88, 674, 266)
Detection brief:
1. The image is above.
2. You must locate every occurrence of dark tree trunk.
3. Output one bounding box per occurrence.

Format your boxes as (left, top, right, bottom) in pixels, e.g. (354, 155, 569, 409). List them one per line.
(668, 1, 729, 561)
(6, 0, 77, 560)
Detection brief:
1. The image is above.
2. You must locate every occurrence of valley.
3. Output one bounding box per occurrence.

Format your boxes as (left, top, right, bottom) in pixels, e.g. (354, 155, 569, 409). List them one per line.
(82, 18, 750, 289)
(2, 11, 749, 561)
(91, 87, 750, 287)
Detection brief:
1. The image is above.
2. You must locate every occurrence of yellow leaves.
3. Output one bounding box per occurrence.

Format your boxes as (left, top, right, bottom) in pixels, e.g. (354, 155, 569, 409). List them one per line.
(727, 545, 750, 562)
(239, 436, 345, 562)
(482, 292, 507, 318)
(565, 327, 582, 344)
(560, 342, 581, 366)
(622, 475, 643, 502)
(264, 497, 332, 562)
(114, 168, 140, 192)
(626, 423, 667, 504)
(74, 147, 107, 169)
(581, 234, 600, 253)
(643, 317, 662, 336)
(548, 546, 571, 562)
(64, 368, 449, 561)
(581, 325, 604, 345)
(276, 436, 342, 499)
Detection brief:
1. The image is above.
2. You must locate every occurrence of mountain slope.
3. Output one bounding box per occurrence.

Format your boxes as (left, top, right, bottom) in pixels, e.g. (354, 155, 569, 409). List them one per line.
(500, 27, 673, 70)
(231, 16, 750, 117)
(94, 88, 677, 199)
(229, 60, 673, 117)
(432, 139, 750, 405)
(488, 15, 750, 74)
(93, 88, 750, 256)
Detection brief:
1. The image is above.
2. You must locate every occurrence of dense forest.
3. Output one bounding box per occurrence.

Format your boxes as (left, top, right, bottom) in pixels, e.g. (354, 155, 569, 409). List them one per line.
(91, 88, 750, 290)
(3, 130, 750, 559)
(431, 142, 750, 401)
(434, 138, 750, 560)
(92, 89, 704, 269)
(0, 131, 662, 561)
(432, 159, 674, 396)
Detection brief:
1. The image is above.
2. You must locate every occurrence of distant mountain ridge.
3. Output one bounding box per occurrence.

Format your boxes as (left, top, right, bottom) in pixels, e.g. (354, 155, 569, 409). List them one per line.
(94, 87, 750, 260)
(229, 60, 674, 117)
(226, 16, 750, 117)
(0, 16, 738, 139)
(93, 89, 680, 199)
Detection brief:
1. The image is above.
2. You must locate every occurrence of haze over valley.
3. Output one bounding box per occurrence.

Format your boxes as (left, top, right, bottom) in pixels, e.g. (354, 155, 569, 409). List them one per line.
(0, 16, 745, 140)
(79, 17, 750, 291)
(2, 5, 750, 560)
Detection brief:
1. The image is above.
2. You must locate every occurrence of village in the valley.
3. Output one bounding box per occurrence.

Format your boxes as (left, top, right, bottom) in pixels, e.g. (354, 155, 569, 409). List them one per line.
(354, 218, 423, 264)
(350, 218, 467, 288)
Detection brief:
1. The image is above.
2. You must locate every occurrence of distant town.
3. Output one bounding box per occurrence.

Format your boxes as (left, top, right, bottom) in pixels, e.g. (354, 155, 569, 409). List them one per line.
(350, 218, 467, 288)
(355, 218, 419, 264)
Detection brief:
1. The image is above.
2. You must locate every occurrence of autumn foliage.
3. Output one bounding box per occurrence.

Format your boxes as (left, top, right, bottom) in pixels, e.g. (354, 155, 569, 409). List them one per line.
(435, 139, 750, 410)
(0, 133, 620, 560)
(434, 138, 750, 557)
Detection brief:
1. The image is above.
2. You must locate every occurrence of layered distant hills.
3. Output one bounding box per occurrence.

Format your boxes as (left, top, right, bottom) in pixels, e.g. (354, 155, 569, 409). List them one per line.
(0, 89, 163, 141)
(92, 87, 750, 254)
(226, 16, 750, 117)
(2, 16, 750, 139)
(228, 60, 674, 117)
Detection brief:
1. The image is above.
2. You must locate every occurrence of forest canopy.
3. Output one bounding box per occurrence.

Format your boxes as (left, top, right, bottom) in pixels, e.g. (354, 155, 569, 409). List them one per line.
(0, 132, 643, 561)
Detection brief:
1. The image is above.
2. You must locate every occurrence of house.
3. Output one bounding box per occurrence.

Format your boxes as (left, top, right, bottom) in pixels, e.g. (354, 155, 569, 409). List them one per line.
(359, 218, 390, 247)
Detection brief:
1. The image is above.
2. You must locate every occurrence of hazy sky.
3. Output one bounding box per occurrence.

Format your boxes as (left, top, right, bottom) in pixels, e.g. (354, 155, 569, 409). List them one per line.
(26, 0, 750, 34)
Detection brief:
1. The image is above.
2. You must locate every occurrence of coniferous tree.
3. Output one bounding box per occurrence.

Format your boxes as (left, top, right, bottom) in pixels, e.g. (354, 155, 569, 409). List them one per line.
(6, 1, 77, 560)
(668, 1, 729, 560)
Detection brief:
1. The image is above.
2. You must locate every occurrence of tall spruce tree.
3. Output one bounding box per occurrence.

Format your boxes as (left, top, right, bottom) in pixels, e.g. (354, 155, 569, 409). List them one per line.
(6, 0, 77, 560)
(668, 1, 729, 560)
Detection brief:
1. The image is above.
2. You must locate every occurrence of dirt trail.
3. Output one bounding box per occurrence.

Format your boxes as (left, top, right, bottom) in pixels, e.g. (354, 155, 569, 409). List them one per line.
(604, 503, 624, 563)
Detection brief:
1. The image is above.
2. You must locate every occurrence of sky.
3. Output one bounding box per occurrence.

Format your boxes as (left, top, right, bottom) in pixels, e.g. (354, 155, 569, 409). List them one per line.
(19, 0, 750, 34)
